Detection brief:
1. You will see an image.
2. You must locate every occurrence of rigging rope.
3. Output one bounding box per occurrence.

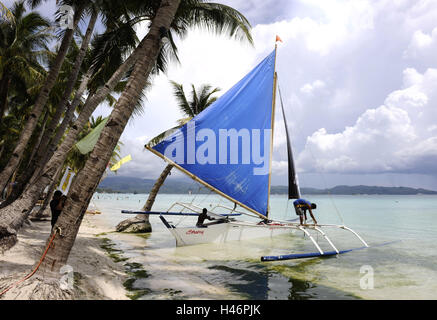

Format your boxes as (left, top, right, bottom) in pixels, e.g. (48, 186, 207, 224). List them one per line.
(277, 80, 345, 225)
(0, 228, 59, 297)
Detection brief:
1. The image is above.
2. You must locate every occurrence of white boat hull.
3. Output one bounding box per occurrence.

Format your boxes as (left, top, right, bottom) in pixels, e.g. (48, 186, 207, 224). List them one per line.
(164, 219, 294, 247)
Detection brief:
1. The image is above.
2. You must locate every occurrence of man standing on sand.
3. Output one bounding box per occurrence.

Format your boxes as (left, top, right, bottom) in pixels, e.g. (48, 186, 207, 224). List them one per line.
(50, 191, 65, 229)
(293, 198, 318, 225)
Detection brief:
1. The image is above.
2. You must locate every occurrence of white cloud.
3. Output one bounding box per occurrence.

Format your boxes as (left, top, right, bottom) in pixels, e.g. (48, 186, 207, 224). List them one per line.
(110, 0, 437, 188)
(297, 67, 437, 175)
(300, 80, 326, 94)
(404, 28, 437, 58)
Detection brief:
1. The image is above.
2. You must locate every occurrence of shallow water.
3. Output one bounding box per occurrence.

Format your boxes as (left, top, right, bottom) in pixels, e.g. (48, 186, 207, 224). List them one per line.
(89, 193, 437, 300)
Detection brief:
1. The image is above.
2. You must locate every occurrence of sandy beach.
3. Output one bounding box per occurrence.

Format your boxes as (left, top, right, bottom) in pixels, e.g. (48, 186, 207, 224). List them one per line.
(0, 212, 129, 300)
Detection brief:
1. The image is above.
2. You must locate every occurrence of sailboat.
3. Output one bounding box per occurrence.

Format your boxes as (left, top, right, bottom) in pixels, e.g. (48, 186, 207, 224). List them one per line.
(122, 43, 369, 261)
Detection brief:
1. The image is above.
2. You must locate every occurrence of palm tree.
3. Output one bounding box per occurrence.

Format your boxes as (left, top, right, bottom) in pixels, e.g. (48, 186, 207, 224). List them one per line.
(30, 116, 122, 220)
(0, 6, 144, 249)
(0, 1, 15, 24)
(0, 0, 252, 299)
(30, 0, 252, 293)
(67, 115, 123, 172)
(17, 8, 99, 197)
(116, 81, 220, 233)
(0, 0, 86, 193)
(0, 1, 52, 125)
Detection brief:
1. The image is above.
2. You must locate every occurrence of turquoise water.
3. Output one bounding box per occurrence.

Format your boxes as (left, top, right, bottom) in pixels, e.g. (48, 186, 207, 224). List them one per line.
(90, 193, 437, 300)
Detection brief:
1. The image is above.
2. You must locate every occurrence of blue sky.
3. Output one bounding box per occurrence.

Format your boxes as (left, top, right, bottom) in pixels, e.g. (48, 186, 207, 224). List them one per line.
(5, 0, 437, 190)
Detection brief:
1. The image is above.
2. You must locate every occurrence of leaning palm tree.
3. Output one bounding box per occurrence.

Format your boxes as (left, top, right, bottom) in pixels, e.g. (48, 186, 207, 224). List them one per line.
(116, 80, 220, 233)
(30, 116, 123, 220)
(0, 0, 252, 300)
(24, 7, 99, 184)
(0, 9, 143, 250)
(0, 0, 86, 193)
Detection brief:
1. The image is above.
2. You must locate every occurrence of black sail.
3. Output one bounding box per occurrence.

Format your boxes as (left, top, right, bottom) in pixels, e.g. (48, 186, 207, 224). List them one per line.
(278, 85, 301, 200)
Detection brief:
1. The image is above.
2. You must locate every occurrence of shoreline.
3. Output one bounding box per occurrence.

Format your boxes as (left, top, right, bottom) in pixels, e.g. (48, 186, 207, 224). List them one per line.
(0, 212, 129, 300)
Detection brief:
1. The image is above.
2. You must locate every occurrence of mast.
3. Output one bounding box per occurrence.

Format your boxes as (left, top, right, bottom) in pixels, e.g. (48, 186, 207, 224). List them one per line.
(266, 42, 279, 218)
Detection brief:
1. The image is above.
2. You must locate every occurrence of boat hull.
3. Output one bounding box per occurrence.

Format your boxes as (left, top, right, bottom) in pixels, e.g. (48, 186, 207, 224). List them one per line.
(163, 219, 294, 247)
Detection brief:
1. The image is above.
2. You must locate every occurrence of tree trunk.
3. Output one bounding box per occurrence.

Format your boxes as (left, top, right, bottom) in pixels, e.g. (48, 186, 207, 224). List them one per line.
(0, 73, 11, 126)
(35, 0, 182, 279)
(26, 11, 98, 188)
(0, 1, 177, 250)
(30, 70, 94, 186)
(0, 6, 84, 193)
(116, 164, 173, 233)
(0, 111, 50, 207)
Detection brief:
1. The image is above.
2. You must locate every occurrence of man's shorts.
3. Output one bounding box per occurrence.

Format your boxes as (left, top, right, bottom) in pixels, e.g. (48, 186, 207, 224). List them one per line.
(294, 206, 305, 216)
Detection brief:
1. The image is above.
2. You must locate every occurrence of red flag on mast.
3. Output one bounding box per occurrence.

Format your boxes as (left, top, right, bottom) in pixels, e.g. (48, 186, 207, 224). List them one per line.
(276, 35, 283, 43)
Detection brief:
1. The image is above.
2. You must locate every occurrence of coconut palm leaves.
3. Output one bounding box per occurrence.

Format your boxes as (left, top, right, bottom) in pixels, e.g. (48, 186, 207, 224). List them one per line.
(0, 1, 52, 124)
(171, 80, 220, 119)
(172, 1, 252, 43)
(147, 81, 220, 147)
(0, 1, 15, 24)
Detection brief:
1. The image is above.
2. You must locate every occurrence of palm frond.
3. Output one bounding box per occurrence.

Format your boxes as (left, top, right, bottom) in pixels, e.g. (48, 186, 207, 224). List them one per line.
(172, 1, 253, 45)
(170, 80, 194, 118)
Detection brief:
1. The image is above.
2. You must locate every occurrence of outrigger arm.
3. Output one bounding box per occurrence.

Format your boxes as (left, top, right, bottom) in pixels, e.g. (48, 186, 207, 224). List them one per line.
(313, 226, 340, 254)
(297, 226, 324, 255)
(262, 223, 371, 261)
(340, 225, 369, 248)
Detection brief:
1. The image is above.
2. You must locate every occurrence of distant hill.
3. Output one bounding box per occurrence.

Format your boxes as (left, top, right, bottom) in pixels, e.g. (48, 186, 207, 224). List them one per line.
(98, 177, 198, 194)
(97, 176, 437, 195)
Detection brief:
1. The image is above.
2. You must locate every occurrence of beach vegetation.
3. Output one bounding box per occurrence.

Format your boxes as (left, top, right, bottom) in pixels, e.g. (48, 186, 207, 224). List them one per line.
(0, 0, 252, 300)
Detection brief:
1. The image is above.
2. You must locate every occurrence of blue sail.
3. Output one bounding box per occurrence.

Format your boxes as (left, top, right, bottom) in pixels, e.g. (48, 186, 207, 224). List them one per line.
(150, 51, 276, 217)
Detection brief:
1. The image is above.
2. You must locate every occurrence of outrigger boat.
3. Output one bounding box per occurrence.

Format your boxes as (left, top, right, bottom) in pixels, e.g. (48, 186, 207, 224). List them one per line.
(123, 43, 369, 261)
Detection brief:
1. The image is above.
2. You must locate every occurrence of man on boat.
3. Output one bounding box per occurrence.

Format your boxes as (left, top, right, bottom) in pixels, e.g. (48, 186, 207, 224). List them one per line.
(293, 198, 318, 225)
(196, 208, 215, 228)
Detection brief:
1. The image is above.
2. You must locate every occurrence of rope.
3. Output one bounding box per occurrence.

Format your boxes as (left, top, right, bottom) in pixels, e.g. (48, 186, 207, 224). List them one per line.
(0, 228, 59, 297)
(314, 168, 344, 225)
(284, 200, 290, 221)
(277, 79, 345, 225)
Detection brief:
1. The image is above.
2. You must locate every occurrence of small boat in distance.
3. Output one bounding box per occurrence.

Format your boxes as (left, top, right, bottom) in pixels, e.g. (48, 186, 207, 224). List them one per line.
(123, 42, 369, 261)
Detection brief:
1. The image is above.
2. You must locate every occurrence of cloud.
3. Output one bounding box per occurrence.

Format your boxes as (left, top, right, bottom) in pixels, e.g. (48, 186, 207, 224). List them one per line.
(404, 28, 437, 59)
(300, 80, 326, 94)
(297, 67, 437, 175)
(104, 0, 437, 189)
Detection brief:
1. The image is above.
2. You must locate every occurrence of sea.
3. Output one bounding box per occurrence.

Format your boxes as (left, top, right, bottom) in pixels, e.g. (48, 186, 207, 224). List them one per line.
(88, 193, 437, 300)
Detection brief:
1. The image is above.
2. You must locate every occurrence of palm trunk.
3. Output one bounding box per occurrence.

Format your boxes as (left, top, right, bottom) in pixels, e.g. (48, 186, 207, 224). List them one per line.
(0, 6, 84, 193)
(26, 111, 50, 169)
(0, 111, 50, 207)
(30, 70, 94, 185)
(0, 73, 11, 126)
(0, 2, 176, 250)
(50, 69, 94, 148)
(36, 0, 182, 279)
(116, 164, 173, 232)
(143, 164, 174, 212)
(27, 10, 99, 184)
